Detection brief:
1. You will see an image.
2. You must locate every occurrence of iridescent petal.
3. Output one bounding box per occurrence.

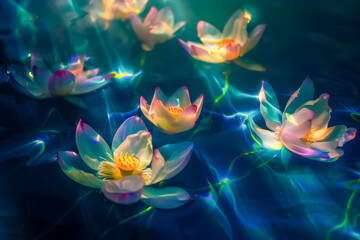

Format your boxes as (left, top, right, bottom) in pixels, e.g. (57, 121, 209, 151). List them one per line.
(141, 187, 191, 209)
(144, 6, 158, 26)
(149, 87, 168, 114)
(10, 64, 47, 98)
(140, 96, 155, 124)
(298, 94, 331, 134)
(173, 21, 186, 36)
(222, 10, 247, 45)
(130, 12, 154, 50)
(31, 51, 47, 70)
(57, 151, 103, 188)
(137, 0, 148, 13)
(101, 175, 144, 205)
(112, 116, 148, 152)
(48, 70, 75, 96)
(240, 24, 266, 56)
(76, 120, 113, 171)
(218, 42, 241, 61)
(283, 77, 315, 121)
(259, 81, 282, 131)
(72, 76, 108, 95)
(233, 58, 266, 71)
(193, 94, 204, 120)
(157, 7, 174, 27)
(67, 55, 85, 74)
(181, 41, 226, 63)
(174, 105, 198, 131)
(149, 149, 165, 184)
(247, 116, 283, 150)
(149, 142, 193, 184)
(315, 125, 356, 145)
(32, 65, 51, 93)
(151, 22, 173, 43)
(113, 131, 153, 167)
(280, 133, 325, 159)
(168, 86, 191, 109)
(197, 21, 222, 44)
(282, 108, 315, 138)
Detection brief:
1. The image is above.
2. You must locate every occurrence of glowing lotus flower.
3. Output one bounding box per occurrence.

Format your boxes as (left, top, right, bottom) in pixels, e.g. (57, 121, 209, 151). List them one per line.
(57, 116, 193, 209)
(140, 87, 204, 134)
(10, 52, 113, 99)
(178, 10, 266, 70)
(248, 78, 356, 162)
(130, 6, 186, 51)
(94, 0, 148, 20)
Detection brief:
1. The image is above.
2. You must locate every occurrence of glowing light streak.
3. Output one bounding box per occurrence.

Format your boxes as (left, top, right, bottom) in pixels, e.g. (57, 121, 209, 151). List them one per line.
(212, 74, 229, 109)
(99, 206, 153, 239)
(350, 112, 360, 123)
(134, 52, 147, 88)
(326, 179, 360, 240)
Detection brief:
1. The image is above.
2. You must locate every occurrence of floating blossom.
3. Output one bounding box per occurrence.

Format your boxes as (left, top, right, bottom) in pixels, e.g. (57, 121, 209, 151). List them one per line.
(130, 7, 186, 51)
(92, 0, 148, 21)
(10, 52, 114, 99)
(57, 116, 193, 209)
(140, 87, 204, 134)
(248, 78, 356, 162)
(178, 10, 266, 70)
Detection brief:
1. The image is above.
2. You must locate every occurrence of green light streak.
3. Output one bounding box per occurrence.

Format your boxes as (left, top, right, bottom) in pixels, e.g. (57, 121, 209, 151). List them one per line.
(134, 52, 147, 88)
(350, 113, 360, 123)
(99, 206, 153, 239)
(326, 179, 360, 240)
(211, 74, 229, 110)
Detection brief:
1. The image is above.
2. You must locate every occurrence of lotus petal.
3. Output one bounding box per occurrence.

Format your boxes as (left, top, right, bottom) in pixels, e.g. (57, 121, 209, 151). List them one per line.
(149, 142, 193, 184)
(102, 175, 144, 204)
(141, 187, 191, 209)
(112, 116, 148, 152)
(57, 151, 103, 188)
(113, 130, 153, 167)
(76, 120, 113, 170)
(48, 70, 76, 96)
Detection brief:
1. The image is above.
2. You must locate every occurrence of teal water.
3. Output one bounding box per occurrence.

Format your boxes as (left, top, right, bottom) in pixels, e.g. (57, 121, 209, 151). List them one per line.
(0, 0, 360, 239)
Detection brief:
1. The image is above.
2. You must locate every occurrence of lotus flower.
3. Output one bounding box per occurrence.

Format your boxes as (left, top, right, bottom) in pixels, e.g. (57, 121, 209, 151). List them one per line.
(57, 116, 193, 209)
(10, 52, 114, 99)
(93, 0, 148, 20)
(178, 10, 266, 70)
(130, 6, 186, 51)
(140, 86, 204, 134)
(248, 78, 356, 162)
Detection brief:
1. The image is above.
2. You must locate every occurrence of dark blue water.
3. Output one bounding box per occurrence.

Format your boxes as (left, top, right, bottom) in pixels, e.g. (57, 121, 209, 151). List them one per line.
(0, 0, 360, 239)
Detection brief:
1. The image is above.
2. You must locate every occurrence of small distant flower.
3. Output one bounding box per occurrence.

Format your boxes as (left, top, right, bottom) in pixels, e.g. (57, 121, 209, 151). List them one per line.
(93, 0, 148, 20)
(10, 52, 113, 99)
(130, 7, 186, 51)
(57, 116, 193, 209)
(178, 10, 266, 70)
(140, 86, 204, 134)
(248, 78, 356, 162)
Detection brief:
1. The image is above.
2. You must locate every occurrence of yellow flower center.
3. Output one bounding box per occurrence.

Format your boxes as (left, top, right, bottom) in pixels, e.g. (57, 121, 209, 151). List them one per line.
(114, 155, 140, 171)
(217, 39, 236, 49)
(167, 107, 183, 118)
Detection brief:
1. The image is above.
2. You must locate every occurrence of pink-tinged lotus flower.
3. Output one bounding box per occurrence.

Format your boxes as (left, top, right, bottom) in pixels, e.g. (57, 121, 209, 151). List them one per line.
(10, 52, 114, 99)
(57, 116, 193, 209)
(93, 0, 148, 20)
(140, 87, 204, 134)
(130, 6, 186, 51)
(248, 78, 356, 162)
(178, 10, 266, 71)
